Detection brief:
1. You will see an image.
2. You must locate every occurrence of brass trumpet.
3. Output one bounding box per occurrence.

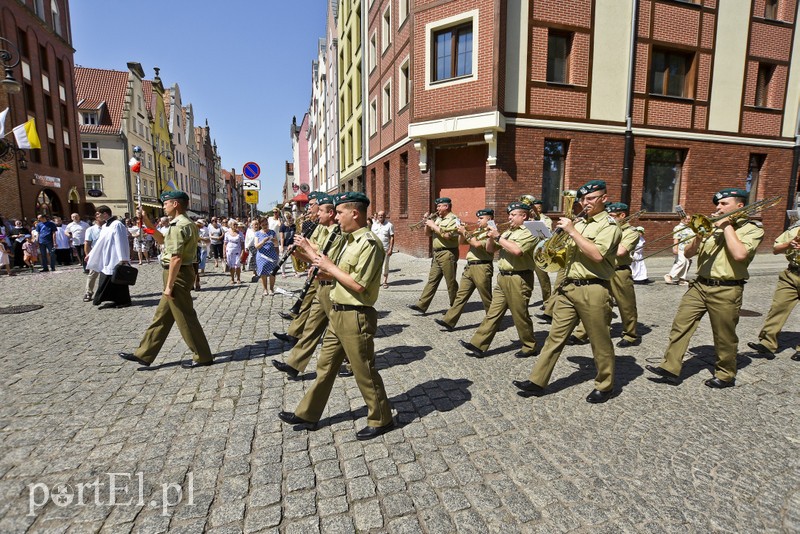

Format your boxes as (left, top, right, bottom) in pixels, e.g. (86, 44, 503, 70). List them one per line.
(465, 221, 512, 240)
(533, 191, 587, 272)
(409, 213, 435, 230)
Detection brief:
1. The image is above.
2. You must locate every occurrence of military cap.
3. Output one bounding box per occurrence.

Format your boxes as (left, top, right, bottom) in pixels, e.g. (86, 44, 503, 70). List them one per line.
(334, 191, 371, 206)
(476, 208, 494, 217)
(507, 201, 531, 213)
(434, 197, 452, 205)
(160, 190, 190, 202)
(532, 199, 543, 205)
(605, 202, 629, 213)
(713, 188, 749, 205)
(577, 180, 607, 199)
(316, 193, 334, 206)
(307, 191, 320, 200)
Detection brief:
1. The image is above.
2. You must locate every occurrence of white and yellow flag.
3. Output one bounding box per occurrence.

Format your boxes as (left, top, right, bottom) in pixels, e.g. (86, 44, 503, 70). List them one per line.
(13, 119, 41, 150)
(0, 107, 8, 138)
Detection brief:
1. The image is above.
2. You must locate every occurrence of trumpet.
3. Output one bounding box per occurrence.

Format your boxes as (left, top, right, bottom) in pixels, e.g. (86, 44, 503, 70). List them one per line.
(409, 213, 435, 230)
(533, 191, 588, 272)
(464, 221, 511, 240)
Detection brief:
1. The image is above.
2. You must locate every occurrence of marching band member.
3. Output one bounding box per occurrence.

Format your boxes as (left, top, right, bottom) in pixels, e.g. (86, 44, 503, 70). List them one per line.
(408, 197, 460, 313)
(435, 209, 495, 331)
(531, 199, 553, 305)
(747, 217, 800, 361)
(514, 180, 622, 403)
(460, 201, 538, 358)
(647, 187, 764, 388)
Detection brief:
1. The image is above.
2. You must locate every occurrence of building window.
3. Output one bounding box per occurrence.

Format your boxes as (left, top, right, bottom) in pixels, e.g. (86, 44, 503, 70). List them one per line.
(542, 140, 567, 212)
(51, 0, 62, 36)
(651, 48, 695, 98)
(547, 31, 572, 84)
(382, 4, 392, 52)
(369, 99, 377, 135)
(746, 154, 765, 204)
(755, 63, 775, 108)
(642, 148, 684, 212)
(370, 168, 376, 207)
(433, 22, 473, 82)
(400, 152, 408, 216)
(369, 33, 377, 72)
(24, 83, 35, 113)
(64, 146, 72, 171)
(137, 95, 142, 110)
(81, 142, 99, 159)
(383, 161, 390, 210)
(85, 174, 103, 192)
(48, 142, 57, 166)
(34, 0, 45, 19)
(82, 111, 98, 125)
(382, 80, 392, 125)
(399, 58, 410, 109)
(399, 0, 409, 26)
(764, 0, 779, 20)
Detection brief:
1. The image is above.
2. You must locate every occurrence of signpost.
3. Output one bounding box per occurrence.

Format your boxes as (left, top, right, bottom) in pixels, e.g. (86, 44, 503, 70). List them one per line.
(245, 190, 259, 205)
(243, 162, 261, 180)
(243, 179, 260, 190)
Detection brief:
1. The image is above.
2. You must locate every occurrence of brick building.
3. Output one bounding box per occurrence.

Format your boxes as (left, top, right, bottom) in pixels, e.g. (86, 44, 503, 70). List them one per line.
(0, 0, 84, 223)
(365, 0, 800, 257)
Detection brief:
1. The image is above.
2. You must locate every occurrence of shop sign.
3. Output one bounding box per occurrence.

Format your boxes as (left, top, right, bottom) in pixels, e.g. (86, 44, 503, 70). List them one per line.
(32, 174, 62, 188)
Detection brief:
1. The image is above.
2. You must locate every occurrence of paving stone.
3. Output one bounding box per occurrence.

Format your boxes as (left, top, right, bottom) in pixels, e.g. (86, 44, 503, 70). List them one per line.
(352, 499, 383, 531)
(346, 476, 376, 501)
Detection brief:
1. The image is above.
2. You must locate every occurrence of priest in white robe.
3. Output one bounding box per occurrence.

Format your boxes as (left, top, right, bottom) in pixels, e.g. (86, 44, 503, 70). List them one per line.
(86, 205, 132, 308)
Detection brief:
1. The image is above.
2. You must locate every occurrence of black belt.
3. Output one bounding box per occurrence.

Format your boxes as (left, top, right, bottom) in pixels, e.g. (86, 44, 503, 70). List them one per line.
(318, 280, 334, 286)
(434, 247, 458, 253)
(615, 265, 631, 271)
(332, 304, 374, 312)
(468, 260, 492, 265)
(697, 276, 745, 287)
(564, 278, 608, 286)
(499, 270, 532, 276)
(162, 264, 193, 269)
(788, 264, 800, 274)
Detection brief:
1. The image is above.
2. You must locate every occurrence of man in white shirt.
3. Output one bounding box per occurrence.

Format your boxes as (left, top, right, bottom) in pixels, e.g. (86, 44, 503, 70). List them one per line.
(83, 214, 103, 302)
(371, 211, 395, 288)
(85, 206, 132, 309)
(54, 216, 73, 266)
(66, 213, 90, 272)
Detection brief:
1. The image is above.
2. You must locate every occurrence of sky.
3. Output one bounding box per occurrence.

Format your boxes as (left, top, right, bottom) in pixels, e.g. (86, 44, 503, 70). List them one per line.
(70, 0, 327, 213)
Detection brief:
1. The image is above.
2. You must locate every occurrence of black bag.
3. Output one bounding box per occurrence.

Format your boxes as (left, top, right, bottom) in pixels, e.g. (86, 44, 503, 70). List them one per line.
(112, 263, 138, 286)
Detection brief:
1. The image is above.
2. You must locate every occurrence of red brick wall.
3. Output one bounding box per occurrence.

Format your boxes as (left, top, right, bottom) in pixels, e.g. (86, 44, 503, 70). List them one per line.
(652, 2, 700, 46)
(647, 99, 693, 129)
(532, 0, 592, 27)
(749, 22, 793, 60)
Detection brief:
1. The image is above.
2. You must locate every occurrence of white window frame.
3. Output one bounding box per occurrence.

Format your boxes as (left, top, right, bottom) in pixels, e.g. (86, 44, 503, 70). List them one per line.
(398, 56, 410, 110)
(81, 111, 98, 125)
(369, 32, 377, 72)
(84, 174, 103, 191)
(81, 142, 99, 160)
(425, 10, 479, 90)
(399, 0, 409, 26)
(51, 0, 61, 36)
(382, 79, 392, 125)
(369, 98, 378, 135)
(382, 4, 392, 53)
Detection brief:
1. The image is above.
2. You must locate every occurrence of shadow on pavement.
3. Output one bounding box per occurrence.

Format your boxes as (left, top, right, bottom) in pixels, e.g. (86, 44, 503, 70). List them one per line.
(552, 355, 641, 393)
(375, 344, 430, 369)
(385, 278, 423, 286)
(376, 323, 409, 338)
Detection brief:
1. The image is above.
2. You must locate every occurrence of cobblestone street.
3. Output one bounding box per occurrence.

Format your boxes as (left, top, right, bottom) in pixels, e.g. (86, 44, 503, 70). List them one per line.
(0, 252, 798, 533)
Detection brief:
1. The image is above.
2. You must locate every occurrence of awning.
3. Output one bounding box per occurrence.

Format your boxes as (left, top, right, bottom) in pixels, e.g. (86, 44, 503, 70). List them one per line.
(186, 210, 202, 219)
(291, 192, 309, 203)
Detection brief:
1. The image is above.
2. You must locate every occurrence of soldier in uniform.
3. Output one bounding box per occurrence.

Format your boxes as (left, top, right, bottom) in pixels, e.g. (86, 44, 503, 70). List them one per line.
(647, 187, 765, 388)
(274, 192, 322, 346)
(531, 199, 553, 305)
(434, 209, 495, 331)
(568, 202, 641, 347)
(408, 197, 460, 313)
(272, 194, 346, 377)
(459, 201, 539, 358)
(119, 190, 213, 369)
(747, 218, 800, 361)
(278, 192, 394, 440)
(514, 180, 622, 403)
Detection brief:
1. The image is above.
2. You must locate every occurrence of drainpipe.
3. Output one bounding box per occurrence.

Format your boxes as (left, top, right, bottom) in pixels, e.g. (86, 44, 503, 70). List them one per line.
(787, 105, 800, 224)
(621, 0, 640, 207)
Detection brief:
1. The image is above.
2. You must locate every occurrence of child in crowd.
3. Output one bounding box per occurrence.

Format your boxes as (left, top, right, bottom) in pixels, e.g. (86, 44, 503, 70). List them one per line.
(0, 237, 14, 276)
(23, 236, 38, 271)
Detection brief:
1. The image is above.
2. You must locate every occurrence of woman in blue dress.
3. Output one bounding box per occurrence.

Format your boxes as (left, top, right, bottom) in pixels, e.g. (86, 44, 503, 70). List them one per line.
(255, 218, 279, 295)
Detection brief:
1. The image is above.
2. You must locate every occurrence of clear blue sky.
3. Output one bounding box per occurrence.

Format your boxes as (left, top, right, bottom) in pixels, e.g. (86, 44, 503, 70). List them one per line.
(70, 1, 327, 212)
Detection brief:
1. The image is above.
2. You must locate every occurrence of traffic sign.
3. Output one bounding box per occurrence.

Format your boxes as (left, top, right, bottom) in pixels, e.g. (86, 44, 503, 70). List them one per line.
(243, 162, 261, 179)
(243, 179, 261, 190)
(245, 190, 259, 204)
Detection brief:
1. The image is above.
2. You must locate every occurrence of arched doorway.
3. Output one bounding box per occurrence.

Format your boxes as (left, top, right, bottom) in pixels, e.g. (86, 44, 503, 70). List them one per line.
(35, 189, 62, 217)
(68, 187, 80, 216)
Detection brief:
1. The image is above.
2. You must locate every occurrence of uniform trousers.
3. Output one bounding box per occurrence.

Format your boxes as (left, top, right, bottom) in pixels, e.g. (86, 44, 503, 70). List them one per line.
(660, 282, 743, 382)
(416, 248, 458, 311)
(469, 271, 536, 354)
(574, 267, 638, 342)
(134, 266, 212, 364)
(287, 281, 318, 338)
(529, 282, 615, 391)
(440, 263, 493, 327)
(543, 270, 565, 317)
(294, 307, 393, 427)
(756, 268, 799, 352)
(286, 284, 333, 372)
(534, 265, 552, 303)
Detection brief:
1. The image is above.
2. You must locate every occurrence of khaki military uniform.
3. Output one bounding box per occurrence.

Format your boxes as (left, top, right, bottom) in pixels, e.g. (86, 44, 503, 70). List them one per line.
(755, 226, 799, 353)
(416, 212, 460, 311)
(134, 213, 212, 364)
(534, 215, 553, 303)
(285, 226, 344, 372)
(440, 235, 494, 328)
(529, 211, 621, 392)
(286, 224, 325, 338)
(659, 219, 764, 382)
(295, 226, 393, 427)
(469, 225, 538, 354)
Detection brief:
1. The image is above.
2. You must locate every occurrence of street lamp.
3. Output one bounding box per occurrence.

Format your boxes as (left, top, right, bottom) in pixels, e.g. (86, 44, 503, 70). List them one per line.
(0, 37, 21, 95)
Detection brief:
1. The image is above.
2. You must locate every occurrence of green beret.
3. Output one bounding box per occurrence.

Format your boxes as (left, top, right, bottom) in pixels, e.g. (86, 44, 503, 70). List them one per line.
(713, 188, 749, 205)
(476, 208, 494, 217)
(334, 191, 370, 207)
(532, 199, 543, 205)
(160, 190, 190, 202)
(434, 197, 451, 205)
(507, 201, 531, 213)
(316, 194, 334, 206)
(577, 180, 607, 199)
(605, 202, 628, 213)
(307, 191, 320, 200)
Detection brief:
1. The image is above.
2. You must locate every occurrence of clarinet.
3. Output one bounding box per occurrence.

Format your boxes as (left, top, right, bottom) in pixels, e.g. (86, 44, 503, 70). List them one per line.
(287, 225, 342, 316)
(270, 221, 318, 276)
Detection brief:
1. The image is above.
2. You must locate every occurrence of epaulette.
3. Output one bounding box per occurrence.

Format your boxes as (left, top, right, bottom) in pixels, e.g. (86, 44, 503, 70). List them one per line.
(607, 216, 618, 225)
(364, 231, 376, 242)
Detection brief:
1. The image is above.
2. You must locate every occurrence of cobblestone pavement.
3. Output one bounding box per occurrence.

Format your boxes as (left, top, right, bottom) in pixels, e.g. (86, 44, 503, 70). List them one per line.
(0, 252, 798, 533)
